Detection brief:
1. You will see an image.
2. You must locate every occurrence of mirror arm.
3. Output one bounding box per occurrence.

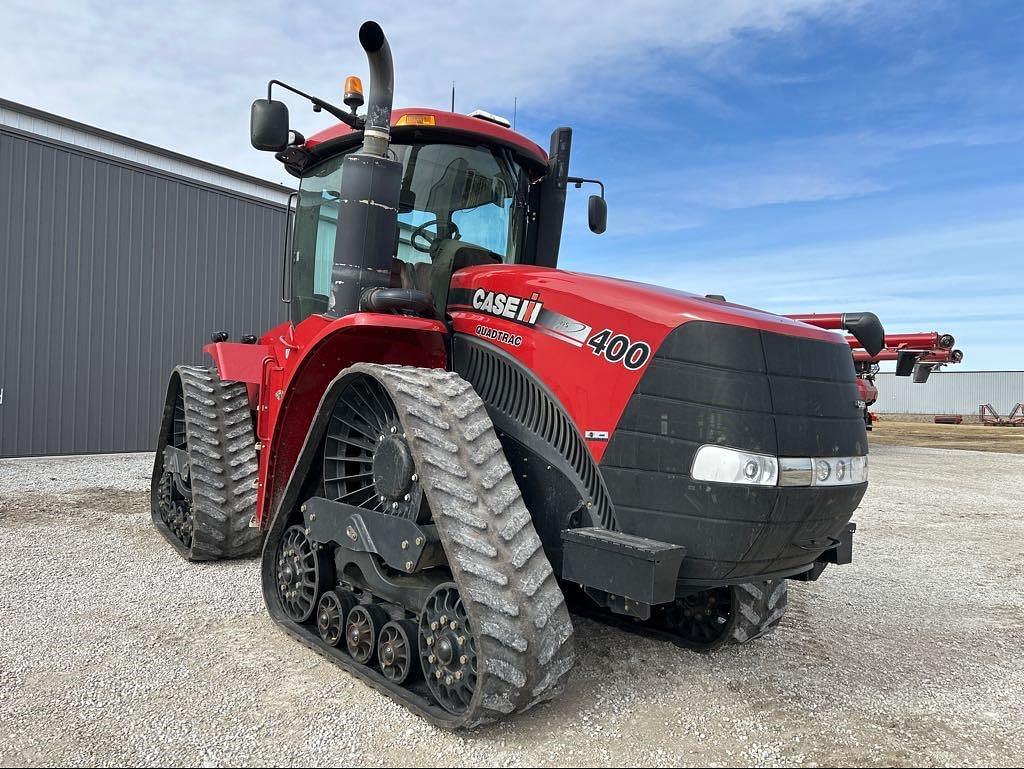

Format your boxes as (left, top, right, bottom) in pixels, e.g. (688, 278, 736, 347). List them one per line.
(267, 80, 364, 130)
(566, 176, 605, 199)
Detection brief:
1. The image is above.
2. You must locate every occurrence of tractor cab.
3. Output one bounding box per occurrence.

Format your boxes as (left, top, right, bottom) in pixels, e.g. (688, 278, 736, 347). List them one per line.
(289, 128, 533, 323)
(251, 79, 604, 327)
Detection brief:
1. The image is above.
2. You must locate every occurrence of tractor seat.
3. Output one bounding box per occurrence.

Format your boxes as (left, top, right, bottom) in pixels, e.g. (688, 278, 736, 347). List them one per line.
(395, 243, 503, 309)
(406, 261, 433, 294)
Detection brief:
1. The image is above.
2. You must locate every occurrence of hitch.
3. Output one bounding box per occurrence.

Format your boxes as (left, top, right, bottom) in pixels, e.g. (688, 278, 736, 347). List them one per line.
(789, 522, 856, 582)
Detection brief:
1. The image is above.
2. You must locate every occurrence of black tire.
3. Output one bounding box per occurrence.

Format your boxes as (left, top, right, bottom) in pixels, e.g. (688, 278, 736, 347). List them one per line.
(151, 365, 263, 561)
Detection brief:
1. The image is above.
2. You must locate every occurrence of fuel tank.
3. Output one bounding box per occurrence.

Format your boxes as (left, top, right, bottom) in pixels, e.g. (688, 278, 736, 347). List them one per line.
(448, 265, 868, 587)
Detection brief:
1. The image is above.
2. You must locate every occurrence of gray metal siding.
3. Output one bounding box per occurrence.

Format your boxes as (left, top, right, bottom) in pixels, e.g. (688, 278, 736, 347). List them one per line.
(1, 98, 292, 205)
(0, 127, 287, 457)
(873, 371, 1024, 415)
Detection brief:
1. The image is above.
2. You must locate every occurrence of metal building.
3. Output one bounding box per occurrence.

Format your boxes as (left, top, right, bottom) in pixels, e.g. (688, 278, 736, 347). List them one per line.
(0, 99, 291, 457)
(873, 371, 1024, 415)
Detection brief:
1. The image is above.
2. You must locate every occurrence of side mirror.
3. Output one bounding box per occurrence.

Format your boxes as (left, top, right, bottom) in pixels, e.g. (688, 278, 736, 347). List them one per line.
(588, 194, 607, 234)
(250, 99, 290, 152)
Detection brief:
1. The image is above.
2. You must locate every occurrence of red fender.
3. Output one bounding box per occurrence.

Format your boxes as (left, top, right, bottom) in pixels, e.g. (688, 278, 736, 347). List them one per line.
(205, 313, 447, 527)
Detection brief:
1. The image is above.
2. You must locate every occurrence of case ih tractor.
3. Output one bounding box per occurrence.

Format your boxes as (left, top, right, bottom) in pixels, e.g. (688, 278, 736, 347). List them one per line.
(151, 22, 872, 728)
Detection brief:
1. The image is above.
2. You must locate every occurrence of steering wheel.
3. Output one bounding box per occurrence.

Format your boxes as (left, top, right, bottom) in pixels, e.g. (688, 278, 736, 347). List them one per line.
(410, 219, 460, 253)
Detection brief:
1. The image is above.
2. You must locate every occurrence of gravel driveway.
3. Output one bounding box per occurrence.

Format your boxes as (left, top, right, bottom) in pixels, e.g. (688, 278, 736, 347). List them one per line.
(1, 445, 1022, 767)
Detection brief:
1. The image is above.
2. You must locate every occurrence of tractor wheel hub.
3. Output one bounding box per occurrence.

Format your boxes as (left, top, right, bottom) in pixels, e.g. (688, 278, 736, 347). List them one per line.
(435, 635, 455, 665)
(373, 434, 414, 500)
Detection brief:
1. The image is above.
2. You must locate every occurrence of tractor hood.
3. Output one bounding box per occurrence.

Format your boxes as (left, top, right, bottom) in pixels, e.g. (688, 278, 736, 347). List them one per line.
(450, 264, 842, 346)
(447, 264, 854, 463)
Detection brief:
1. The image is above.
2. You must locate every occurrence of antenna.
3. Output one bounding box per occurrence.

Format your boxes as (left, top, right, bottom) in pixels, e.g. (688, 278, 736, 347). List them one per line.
(451, 81, 455, 112)
(513, 97, 517, 130)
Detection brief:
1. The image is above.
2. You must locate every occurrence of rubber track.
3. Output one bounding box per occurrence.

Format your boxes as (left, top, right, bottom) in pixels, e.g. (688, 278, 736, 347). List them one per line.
(374, 364, 577, 726)
(153, 366, 262, 561)
(729, 579, 788, 644)
(566, 579, 788, 652)
(264, 364, 577, 728)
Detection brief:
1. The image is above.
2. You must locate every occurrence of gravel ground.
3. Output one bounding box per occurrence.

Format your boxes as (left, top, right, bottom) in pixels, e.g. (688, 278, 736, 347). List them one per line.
(1, 446, 1022, 767)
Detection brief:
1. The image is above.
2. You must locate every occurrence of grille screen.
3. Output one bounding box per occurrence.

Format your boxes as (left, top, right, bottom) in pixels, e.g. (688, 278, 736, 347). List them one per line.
(453, 336, 616, 530)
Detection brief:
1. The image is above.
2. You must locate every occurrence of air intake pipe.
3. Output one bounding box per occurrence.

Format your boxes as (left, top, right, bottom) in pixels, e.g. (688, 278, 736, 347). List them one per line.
(328, 21, 402, 317)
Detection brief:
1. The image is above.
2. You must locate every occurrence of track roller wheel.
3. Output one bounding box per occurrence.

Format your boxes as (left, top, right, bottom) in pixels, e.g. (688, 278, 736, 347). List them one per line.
(346, 604, 389, 665)
(317, 590, 357, 647)
(419, 583, 477, 716)
(275, 524, 332, 623)
(378, 620, 420, 685)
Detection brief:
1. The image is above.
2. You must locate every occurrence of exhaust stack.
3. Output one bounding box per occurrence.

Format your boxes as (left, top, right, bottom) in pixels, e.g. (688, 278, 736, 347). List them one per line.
(357, 21, 394, 158)
(328, 21, 402, 317)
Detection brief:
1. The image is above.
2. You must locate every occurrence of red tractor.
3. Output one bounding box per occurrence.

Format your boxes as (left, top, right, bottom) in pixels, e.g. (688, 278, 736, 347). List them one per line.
(152, 22, 869, 728)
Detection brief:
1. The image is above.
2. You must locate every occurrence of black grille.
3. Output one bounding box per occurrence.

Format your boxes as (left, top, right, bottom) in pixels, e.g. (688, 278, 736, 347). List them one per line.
(600, 321, 867, 585)
(453, 336, 616, 530)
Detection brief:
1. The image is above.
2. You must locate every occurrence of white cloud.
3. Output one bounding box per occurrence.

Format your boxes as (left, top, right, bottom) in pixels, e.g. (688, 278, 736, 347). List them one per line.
(684, 170, 885, 208)
(0, 0, 871, 180)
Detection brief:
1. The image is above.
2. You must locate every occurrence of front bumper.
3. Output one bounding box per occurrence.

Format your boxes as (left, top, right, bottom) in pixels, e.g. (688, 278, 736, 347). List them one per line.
(560, 520, 856, 619)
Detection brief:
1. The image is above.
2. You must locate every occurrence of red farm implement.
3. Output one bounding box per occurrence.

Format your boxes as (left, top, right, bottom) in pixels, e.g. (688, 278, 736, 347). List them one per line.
(980, 403, 1024, 426)
(787, 314, 964, 429)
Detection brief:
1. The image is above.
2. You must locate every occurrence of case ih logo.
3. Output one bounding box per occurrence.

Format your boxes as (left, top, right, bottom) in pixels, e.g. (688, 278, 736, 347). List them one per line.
(472, 288, 543, 325)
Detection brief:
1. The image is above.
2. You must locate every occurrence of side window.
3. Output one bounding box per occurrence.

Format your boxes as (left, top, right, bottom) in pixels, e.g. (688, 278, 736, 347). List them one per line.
(310, 192, 339, 296)
(290, 157, 347, 322)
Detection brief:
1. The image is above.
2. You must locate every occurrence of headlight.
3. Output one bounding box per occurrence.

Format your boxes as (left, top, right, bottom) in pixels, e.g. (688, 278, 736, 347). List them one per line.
(812, 456, 868, 486)
(691, 446, 867, 487)
(691, 446, 779, 486)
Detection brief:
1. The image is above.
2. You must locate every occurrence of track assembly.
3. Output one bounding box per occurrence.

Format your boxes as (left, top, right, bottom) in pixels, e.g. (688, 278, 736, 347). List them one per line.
(260, 364, 576, 729)
(150, 366, 262, 561)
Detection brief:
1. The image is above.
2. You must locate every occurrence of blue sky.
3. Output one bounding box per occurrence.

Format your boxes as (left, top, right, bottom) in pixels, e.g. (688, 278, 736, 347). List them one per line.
(3, 1, 1022, 370)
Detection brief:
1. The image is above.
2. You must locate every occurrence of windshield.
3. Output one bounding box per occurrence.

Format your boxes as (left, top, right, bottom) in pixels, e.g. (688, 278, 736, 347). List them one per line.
(289, 141, 530, 323)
